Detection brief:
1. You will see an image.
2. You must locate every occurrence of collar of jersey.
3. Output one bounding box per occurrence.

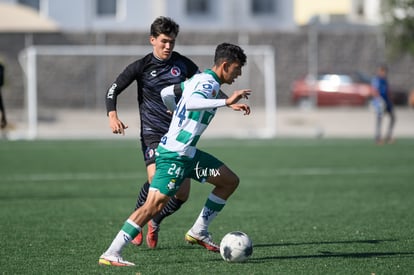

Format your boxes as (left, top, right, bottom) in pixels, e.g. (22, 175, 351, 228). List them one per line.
(152, 52, 172, 62)
(204, 69, 221, 84)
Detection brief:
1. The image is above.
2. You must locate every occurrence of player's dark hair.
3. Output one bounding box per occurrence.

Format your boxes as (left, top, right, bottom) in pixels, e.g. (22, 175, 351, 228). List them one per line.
(214, 43, 247, 67)
(378, 63, 388, 71)
(150, 16, 179, 38)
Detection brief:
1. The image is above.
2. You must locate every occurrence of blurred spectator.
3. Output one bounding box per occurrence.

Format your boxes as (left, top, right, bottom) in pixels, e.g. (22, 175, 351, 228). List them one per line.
(0, 61, 7, 129)
(409, 89, 414, 107)
(371, 64, 395, 144)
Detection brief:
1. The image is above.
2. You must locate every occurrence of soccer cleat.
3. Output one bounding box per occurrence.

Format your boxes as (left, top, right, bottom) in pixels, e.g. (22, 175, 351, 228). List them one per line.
(146, 220, 159, 248)
(98, 254, 135, 267)
(185, 229, 220, 253)
(131, 229, 143, 246)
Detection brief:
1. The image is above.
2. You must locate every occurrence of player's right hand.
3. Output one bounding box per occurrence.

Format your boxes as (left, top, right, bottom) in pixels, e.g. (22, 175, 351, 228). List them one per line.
(108, 111, 128, 135)
(111, 121, 128, 135)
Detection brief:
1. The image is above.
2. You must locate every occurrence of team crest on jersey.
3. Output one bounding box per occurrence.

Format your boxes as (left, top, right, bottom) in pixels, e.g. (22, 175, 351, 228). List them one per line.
(167, 179, 177, 190)
(170, 66, 181, 76)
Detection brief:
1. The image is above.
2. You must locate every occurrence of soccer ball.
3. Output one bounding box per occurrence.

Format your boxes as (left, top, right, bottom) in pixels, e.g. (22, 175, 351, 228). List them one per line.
(220, 231, 253, 262)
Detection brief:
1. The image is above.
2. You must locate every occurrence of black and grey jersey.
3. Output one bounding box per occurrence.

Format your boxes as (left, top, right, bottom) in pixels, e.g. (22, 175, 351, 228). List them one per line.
(105, 52, 199, 137)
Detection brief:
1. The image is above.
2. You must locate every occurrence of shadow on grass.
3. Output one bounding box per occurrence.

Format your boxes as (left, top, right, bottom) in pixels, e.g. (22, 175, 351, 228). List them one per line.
(250, 251, 414, 261)
(253, 238, 398, 247)
(248, 239, 413, 262)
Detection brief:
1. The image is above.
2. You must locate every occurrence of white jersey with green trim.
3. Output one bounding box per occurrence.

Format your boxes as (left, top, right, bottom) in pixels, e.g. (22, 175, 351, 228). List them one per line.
(158, 69, 226, 158)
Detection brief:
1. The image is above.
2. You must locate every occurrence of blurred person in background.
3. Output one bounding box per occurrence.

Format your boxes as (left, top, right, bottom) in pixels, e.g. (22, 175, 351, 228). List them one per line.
(0, 61, 7, 129)
(371, 64, 395, 144)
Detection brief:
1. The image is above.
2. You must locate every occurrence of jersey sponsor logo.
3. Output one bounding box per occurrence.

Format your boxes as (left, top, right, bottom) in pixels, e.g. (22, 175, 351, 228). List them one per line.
(194, 161, 221, 180)
(170, 66, 181, 76)
(201, 83, 213, 96)
(107, 83, 117, 99)
(202, 83, 212, 90)
(150, 70, 157, 77)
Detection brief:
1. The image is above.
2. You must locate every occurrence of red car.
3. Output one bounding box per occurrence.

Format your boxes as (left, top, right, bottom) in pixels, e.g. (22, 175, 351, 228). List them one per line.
(291, 73, 376, 107)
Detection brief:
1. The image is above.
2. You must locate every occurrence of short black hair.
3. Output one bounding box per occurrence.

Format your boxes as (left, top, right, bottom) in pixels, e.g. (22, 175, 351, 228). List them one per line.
(150, 16, 179, 38)
(378, 64, 388, 71)
(214, 43, 247, 67)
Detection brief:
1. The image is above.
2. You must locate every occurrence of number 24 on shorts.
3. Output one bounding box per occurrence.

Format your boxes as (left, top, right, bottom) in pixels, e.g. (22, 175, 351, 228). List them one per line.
(167, 163, 185, 178)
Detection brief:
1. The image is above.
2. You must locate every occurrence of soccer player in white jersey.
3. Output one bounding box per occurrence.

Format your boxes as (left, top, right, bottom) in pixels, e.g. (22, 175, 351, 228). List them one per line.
(99, 43, 251, 266)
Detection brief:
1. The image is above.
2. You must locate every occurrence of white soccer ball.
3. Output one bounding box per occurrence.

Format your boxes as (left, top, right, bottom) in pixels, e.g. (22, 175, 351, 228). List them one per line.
(220, 231, 253, 262)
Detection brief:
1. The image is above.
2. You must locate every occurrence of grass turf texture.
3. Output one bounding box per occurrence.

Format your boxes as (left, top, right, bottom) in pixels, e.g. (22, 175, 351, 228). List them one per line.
(0, 138, 413, 274)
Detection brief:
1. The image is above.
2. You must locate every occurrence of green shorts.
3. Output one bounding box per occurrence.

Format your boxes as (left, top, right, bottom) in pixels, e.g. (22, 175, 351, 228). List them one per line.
(151, 149, 224, 196)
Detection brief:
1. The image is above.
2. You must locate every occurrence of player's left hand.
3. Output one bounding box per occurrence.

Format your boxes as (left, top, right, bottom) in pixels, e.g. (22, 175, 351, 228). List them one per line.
(230, 103, 251, 115)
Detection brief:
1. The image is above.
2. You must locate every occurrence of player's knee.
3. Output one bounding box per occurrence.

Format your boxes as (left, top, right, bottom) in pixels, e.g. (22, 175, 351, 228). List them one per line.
(175, 180, 190, 201)
(227, 174, 239, 191)
(140, 204, 158, 218)
(142, 196, 168, 217)
(174, 192, 189, 202)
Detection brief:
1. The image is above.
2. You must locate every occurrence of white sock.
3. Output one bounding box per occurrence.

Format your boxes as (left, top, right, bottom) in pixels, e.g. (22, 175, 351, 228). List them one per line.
(191, 193, 226, 234)
(104, 219, 141, 256)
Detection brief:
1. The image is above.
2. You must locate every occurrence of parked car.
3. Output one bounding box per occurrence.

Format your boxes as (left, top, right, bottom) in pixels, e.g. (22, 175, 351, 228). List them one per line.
(291, 72, 376, 107)
(291, 72, 408, 107)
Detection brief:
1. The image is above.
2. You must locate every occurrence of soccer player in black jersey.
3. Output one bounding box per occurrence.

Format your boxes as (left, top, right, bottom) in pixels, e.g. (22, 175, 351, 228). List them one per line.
(105, 17, 199, 249)
(0, 62, 7, 129)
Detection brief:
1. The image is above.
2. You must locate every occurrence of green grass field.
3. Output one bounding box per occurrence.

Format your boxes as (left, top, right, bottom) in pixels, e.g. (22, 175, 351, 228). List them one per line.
(1, 138, 413, 274)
